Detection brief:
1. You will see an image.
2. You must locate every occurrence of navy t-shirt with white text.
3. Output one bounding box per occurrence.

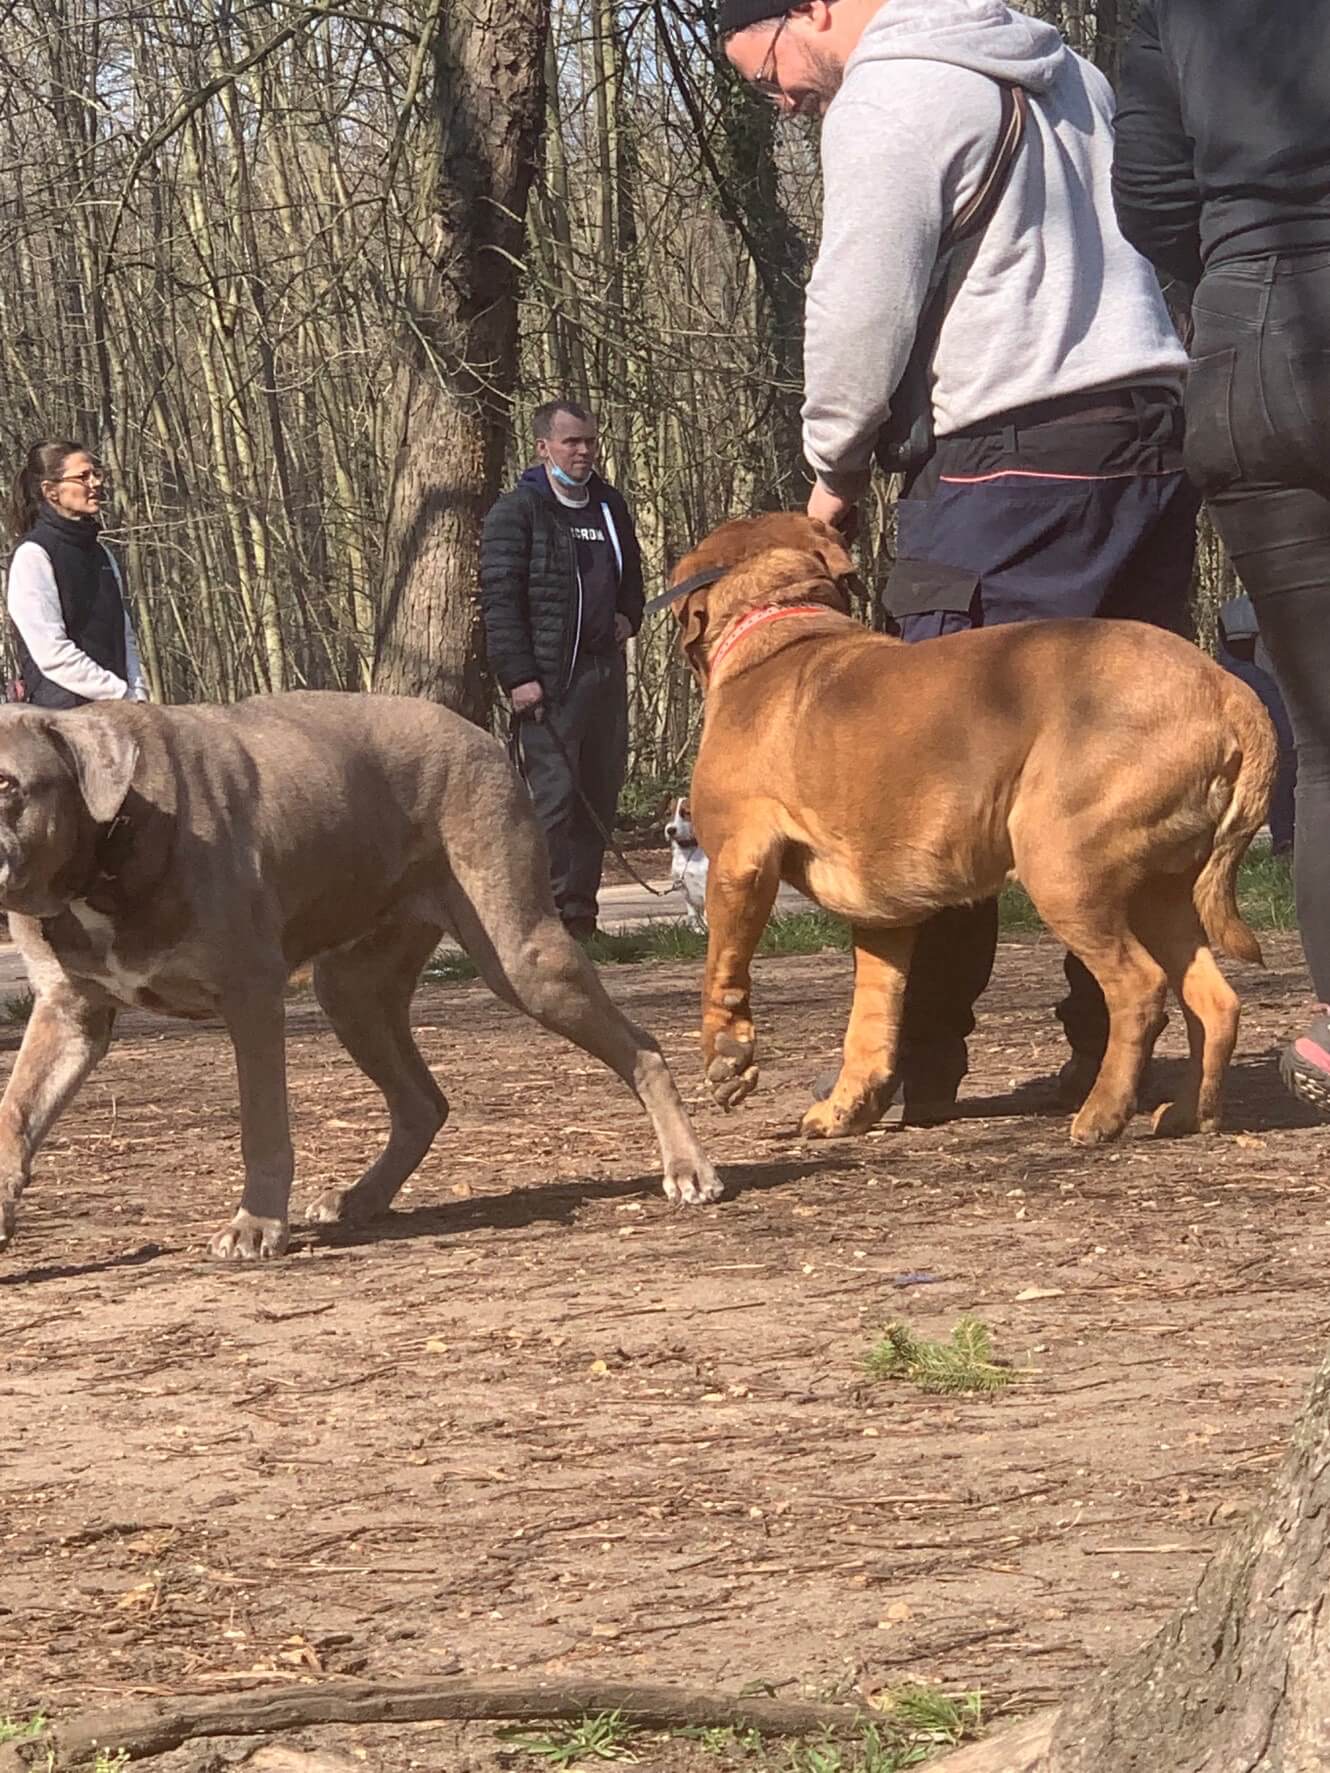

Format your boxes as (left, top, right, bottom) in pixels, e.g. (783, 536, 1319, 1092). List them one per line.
(562, 504, 619, 656)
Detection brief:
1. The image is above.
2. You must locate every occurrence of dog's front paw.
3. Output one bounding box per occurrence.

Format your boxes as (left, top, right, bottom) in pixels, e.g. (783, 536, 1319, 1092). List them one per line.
(663, 1154, 724, 1206)
(1069, 1101, 1131, 1146)
(706, 1030, 758, 1110)
(209, 1211, 289, 1261)
(0, 1195, 15, 1252)
(799, 1090, 882, 1140)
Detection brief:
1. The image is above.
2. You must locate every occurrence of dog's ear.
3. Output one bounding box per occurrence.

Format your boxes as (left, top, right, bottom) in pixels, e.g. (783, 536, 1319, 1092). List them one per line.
(51, 718, 140, 824)
(802, 518, 864, 613)
(805, 517, 857, 583)
(677, 592, 709, 670)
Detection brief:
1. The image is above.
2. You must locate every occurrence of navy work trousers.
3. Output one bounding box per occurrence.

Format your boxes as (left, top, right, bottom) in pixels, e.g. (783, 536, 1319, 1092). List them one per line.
(881, 385, 1200, 1089)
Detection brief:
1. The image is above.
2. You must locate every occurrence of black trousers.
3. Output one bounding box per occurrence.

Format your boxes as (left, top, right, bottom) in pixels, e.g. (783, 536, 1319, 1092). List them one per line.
(881, 386, 1200, 1087)
(1185, 247, 1330, 1002)
(517, 653, 628, 926)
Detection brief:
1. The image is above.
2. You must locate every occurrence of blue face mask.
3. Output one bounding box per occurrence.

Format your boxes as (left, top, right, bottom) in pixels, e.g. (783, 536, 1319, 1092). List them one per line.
(549, 461, 591, 489)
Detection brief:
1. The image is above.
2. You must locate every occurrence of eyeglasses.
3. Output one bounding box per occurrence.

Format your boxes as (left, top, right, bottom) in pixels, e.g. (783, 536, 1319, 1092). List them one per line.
(48, 467, 106, 489)
(752, 15, 789, 101)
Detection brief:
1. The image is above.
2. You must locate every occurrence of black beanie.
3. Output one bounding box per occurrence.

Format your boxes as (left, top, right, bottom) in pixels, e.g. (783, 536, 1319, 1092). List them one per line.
(717, 0, 790, 36)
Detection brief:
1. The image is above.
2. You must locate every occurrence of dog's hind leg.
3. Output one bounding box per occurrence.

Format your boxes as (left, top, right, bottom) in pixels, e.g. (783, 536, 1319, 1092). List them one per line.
(1131, 876, 1239, 1137)
(436, 783, 722, 1205)
(699, 833, 782, 1112)
(0, 983, 115, 1252)
(801, 925, 916, 1138)
(1021, 871, 1167, 1145)
(304, 917, 449, 1230)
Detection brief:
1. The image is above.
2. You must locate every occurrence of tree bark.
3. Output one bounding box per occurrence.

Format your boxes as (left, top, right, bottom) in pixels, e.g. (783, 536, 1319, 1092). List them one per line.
(372, 0, 548, 721)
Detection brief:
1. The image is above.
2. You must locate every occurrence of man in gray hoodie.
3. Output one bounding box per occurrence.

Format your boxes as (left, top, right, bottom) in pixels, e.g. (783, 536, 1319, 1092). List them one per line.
(722, 0, 1196, 1121)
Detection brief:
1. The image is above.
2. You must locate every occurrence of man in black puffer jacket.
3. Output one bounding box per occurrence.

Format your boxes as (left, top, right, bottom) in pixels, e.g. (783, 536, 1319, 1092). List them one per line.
(480, 400, 644, 939)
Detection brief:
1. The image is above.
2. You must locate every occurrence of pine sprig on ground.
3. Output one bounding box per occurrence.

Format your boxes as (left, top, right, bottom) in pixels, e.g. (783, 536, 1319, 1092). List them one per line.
(865, 1316, 1016, 1395)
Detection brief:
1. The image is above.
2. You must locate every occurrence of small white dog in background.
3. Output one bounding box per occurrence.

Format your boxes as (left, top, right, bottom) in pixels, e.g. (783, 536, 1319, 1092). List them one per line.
(665, 797, 709, 931)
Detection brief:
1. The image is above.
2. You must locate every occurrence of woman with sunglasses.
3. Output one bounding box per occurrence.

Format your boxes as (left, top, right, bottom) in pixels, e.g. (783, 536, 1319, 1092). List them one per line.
(6, 439, 148, 708)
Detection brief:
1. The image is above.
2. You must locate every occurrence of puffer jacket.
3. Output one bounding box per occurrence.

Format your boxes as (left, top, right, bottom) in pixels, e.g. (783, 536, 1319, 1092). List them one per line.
(478, 466, 644, 698)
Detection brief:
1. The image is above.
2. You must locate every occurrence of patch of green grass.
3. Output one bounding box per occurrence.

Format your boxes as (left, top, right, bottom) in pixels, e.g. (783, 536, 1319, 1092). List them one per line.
(93, 1754, 130, 1773)
(505, 1687, 983, 1773)
(1236, 846, 1296, 931)
(423, 948, 485, 985)
(875, 1685, 983, 1750)
(866, 1317, 1016, 1396)
(776, 1690, 982, 1772)
(418, 846, 1295, 991)
(420, 909, 850, 986)
(588, 923, 706, 966)
(1, 989, 33, 1025)
(683, 1722, 767, 1757)
(780, 1728, 899, 1773)
(996, 880, 1042, 935)
(1000, 847, 1297, 937)
(758, 910, 850, 956)
(502, 1709, 640, 1766)
(0, 1715, 45, 1744)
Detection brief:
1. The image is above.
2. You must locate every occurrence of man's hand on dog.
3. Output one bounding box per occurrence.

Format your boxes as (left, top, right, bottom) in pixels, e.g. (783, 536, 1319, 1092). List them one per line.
(511, 681, 545, 718)
(807, 481, 859, 541)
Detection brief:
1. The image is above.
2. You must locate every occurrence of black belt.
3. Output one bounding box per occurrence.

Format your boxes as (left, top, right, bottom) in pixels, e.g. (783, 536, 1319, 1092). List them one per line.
(949, 382, 1181, 439)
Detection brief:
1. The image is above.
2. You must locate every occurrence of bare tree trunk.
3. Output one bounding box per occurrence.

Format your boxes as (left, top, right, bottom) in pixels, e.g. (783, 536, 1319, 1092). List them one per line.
(372, 0, 548, 722)
(538, 19, 589, 395)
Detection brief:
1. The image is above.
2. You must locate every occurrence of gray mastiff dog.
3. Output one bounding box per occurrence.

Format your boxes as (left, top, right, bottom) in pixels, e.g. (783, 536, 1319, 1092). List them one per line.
(0, 693, 722, 1259)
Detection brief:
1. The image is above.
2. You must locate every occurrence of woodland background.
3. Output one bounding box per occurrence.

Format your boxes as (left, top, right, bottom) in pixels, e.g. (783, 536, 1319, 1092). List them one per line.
(0, 0, 1230, 798)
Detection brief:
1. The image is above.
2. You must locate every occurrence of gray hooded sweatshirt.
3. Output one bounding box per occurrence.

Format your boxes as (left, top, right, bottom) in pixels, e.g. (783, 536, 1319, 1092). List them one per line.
(803, 0, 1188, 497)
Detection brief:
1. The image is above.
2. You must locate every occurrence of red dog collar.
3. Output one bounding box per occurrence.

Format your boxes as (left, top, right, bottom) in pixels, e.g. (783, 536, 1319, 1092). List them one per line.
(707, 604, 832, 683)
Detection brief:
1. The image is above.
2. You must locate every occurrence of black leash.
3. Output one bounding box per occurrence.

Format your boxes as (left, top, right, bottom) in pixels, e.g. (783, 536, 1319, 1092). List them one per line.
(508, 709, 678, 900)
(641, 563, 731, 617)
(501, 563, 731, 904)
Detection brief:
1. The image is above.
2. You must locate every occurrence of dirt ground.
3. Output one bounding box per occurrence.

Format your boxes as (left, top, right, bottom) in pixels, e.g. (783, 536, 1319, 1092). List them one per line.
(3, 934, 1329, 1770)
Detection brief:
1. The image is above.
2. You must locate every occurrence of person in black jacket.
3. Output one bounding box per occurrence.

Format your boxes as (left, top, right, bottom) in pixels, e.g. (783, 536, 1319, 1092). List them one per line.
(6, 439, 148, 708)
(479, 400, 644, 940)
(1113, 0, 1330, 1116)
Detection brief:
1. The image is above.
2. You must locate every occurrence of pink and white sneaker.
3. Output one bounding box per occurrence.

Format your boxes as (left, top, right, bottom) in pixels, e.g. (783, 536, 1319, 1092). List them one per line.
(1280, 1009, 1330, 1117)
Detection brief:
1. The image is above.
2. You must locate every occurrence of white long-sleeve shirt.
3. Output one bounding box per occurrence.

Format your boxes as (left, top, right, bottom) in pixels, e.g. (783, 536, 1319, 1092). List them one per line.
(6, 539, 148, 702)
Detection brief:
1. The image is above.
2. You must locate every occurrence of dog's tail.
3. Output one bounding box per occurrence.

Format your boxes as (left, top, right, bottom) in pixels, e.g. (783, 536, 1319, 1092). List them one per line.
(1193, 685, 1279, 966)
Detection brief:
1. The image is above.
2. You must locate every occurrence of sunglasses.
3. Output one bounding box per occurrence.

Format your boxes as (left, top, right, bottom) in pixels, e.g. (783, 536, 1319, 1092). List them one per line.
(48, 467, 106, 489)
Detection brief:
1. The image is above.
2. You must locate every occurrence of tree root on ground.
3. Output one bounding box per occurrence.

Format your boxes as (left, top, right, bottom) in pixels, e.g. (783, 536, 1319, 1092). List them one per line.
(917, 1709, 1058, 1772)
(0, 1673, 886, 1770)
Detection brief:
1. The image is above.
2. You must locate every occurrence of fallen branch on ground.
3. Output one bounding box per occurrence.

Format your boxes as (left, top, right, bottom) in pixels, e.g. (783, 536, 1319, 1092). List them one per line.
(0, 1674, 880, 1769)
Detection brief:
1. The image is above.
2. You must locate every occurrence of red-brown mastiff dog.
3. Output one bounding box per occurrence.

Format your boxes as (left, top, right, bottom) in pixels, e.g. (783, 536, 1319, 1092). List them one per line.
(669, 513, 1275, 1146)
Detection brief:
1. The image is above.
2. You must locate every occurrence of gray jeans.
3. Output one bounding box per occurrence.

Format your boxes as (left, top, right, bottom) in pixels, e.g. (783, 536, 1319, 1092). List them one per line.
(517, 653, 628, 925)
